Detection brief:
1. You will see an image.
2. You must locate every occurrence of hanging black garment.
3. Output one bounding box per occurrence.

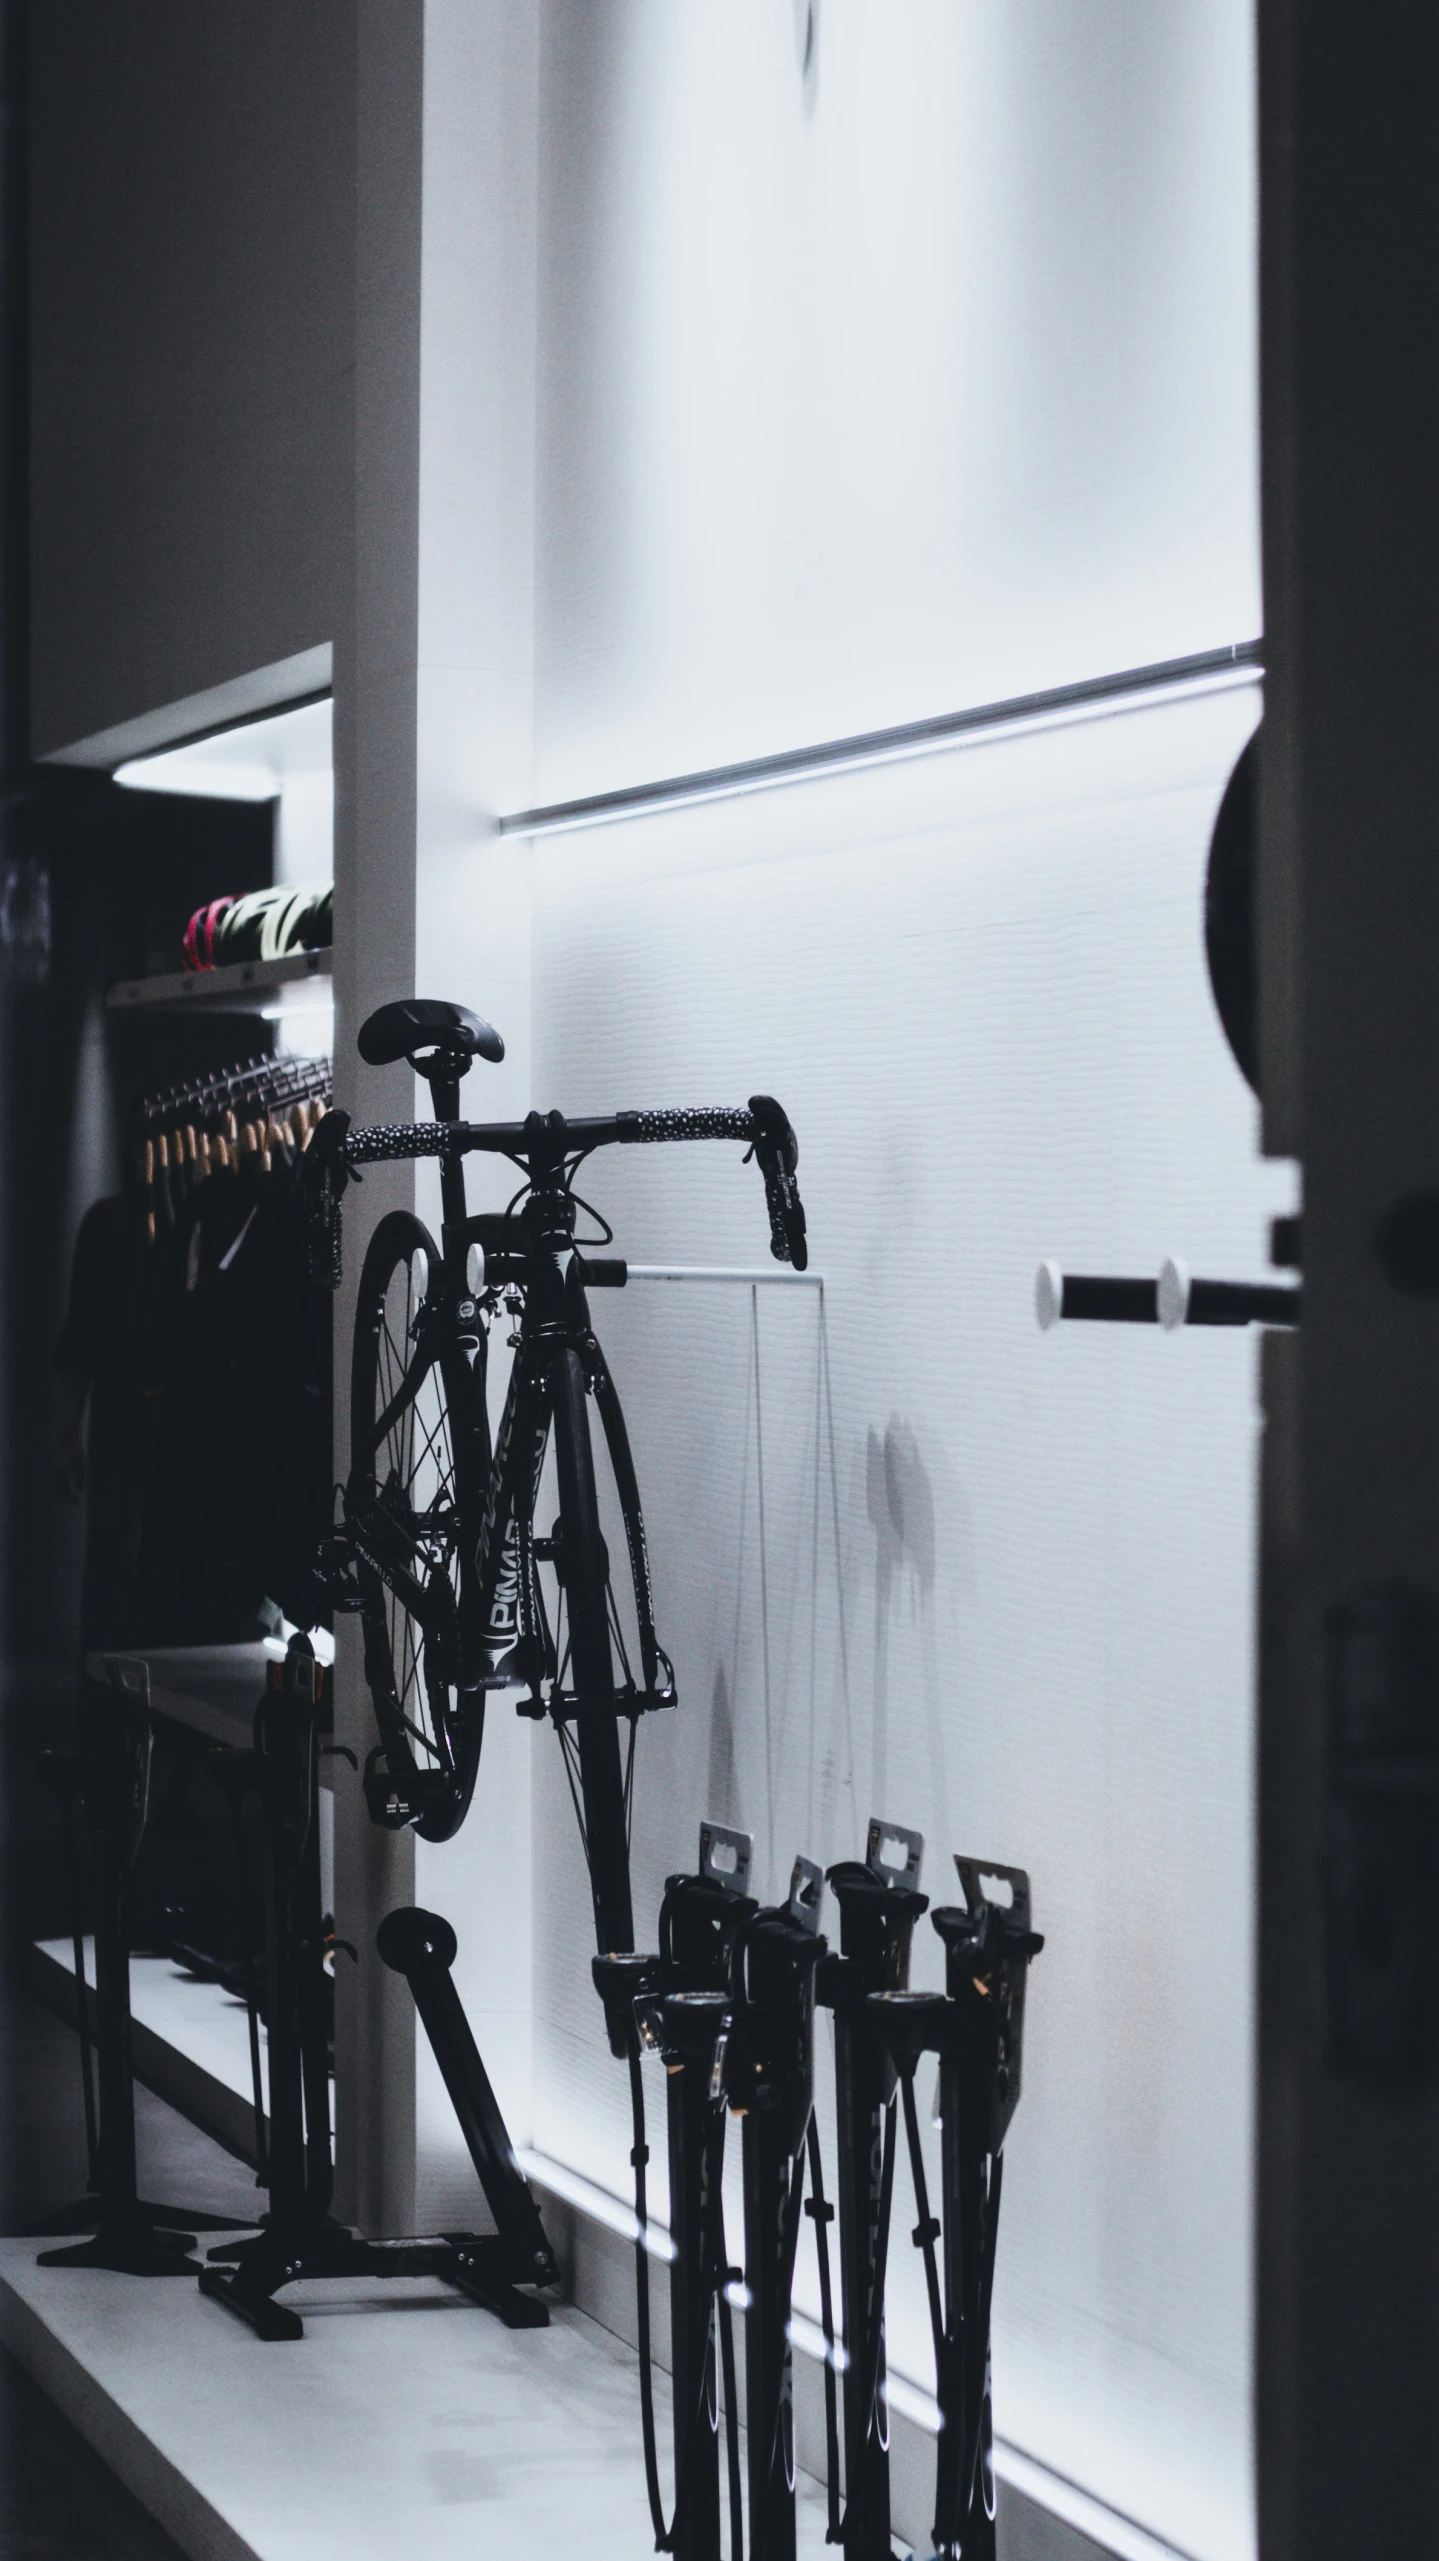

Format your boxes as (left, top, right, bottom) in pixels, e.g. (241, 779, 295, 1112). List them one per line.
(133, 1151, 332, 1641)
(53, 1193, 151, 1647)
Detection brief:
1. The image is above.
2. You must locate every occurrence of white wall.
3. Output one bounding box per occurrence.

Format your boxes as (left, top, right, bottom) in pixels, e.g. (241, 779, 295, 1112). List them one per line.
(533, 0, 1258, 798)
(527, 686, 1274, 2561)
(397, 8, 1265, 2556)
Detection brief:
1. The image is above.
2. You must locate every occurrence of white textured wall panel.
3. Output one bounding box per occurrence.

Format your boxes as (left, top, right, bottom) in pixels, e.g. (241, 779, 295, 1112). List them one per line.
(525, 686, 1272, 2561)
(534, 0, 1258, 797)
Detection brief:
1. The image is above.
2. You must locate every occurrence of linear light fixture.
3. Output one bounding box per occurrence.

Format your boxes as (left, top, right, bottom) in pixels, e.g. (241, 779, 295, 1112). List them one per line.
(497, 642, 1263, 841)
(625, 1263, 823, 1287)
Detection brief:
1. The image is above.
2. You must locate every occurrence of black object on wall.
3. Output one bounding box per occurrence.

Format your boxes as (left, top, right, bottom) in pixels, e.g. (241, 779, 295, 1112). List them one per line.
(1205, 725, 1261, 1099)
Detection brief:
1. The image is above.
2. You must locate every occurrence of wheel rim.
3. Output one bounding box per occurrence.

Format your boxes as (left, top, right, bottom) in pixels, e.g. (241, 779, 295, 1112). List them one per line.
(362, 1238, 462, 1780)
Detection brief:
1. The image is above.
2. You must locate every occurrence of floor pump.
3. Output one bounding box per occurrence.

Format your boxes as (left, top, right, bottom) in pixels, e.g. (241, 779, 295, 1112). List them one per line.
(869, 1858, 1043, 2561)
(721, 1855, 828, 2561)
(817, 1820, 929, 2559)
(597, 1822, 757, 2561)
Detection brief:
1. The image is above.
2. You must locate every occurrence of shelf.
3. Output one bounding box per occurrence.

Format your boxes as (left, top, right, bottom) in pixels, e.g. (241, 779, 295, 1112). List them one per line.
(87, 1641, 333, 1748)
(105, 947, 333, 1017)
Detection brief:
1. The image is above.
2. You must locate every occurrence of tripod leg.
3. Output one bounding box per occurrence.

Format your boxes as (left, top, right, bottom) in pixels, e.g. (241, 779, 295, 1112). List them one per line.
(834, 2011, 895, 2558)
(230, 1796, 270, 2184)
(298, 1794, 334, 2222)
(60, 1807, 99, 2187)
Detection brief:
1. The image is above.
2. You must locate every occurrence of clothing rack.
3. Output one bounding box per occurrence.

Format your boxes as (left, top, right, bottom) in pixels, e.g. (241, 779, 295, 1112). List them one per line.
(134, 1053, 332, 1242)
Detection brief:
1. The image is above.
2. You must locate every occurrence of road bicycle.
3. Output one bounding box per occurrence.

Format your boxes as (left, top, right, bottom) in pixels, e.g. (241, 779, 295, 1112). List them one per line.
(307, 997, 808, 1955)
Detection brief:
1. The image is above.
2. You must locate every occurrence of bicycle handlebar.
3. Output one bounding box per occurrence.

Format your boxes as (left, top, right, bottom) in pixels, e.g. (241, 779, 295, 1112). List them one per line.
(305, 1095, 808, 1288)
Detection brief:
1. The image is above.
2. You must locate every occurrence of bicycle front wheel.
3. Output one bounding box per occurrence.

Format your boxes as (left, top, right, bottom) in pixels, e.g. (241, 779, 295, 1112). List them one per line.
(549, 1344, 636, 1953)
(348, 1210, 484, 1840)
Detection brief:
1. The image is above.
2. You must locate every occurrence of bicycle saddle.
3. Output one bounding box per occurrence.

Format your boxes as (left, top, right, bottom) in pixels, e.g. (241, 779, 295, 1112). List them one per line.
(357, 997, 504, 1070)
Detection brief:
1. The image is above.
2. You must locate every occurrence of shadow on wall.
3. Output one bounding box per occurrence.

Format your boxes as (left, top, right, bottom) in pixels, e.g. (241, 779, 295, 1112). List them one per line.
(867, 1416, 936, 1597)
(708, 1658, 738, 1829)
(867, 1416, 938, 1821)
(691, 1276, 974, 1871)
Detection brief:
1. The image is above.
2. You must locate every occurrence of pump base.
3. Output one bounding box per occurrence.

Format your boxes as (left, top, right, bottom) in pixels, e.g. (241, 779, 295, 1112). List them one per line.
(197, 2228, 552, 2340)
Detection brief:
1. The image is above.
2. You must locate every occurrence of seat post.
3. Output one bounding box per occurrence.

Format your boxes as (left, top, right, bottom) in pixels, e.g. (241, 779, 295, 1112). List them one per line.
(425, 1064, 463, 1126)
(416, 1050, 471, 1240)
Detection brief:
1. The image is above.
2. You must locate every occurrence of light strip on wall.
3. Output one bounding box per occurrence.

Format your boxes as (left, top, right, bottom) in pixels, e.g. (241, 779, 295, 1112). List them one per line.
(625, 1264, 823, 1287)
(497, 642, 1263, 841)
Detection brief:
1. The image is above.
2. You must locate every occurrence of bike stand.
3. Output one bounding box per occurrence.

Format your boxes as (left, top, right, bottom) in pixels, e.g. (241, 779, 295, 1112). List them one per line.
(818, 1820, 929, 2561)
(34, 1680, 243, 2275)
(721, 1854, 827, 2561)
(200, 1639, 557, 2341)
(373, 1902, 558, 2313)
(869, 1857, 1044, 2561)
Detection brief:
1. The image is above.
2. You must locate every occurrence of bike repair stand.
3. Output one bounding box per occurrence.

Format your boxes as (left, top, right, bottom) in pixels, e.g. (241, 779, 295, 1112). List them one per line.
(869, 1858, 1044, 2561)
(200, 1636, 558, 2340)
(596, 1820, 757, 2561)
(818, 1820, 929, 2561)
(376, 1902, 558, 2310)
(721, 1854, 827, 2561)
(35, 1667, 242, 2272)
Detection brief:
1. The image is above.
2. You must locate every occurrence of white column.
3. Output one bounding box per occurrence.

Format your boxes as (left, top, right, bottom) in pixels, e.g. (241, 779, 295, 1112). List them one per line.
(411, 0, 541, 2226)
(329, 0, 424, 2239)
(331, 0, 541, 2236)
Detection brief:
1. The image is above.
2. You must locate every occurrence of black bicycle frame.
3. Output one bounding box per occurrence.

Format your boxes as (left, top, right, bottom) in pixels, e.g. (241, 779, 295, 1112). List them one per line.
(464, 1202, 670, 1956)
(323, 1067, 804, 1943)
(347, 1110, 674, 1947)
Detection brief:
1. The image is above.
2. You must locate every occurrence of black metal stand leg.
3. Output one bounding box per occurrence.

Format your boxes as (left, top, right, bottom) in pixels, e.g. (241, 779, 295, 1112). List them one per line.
(669, 2061, 723, 2561)
(61, 1801, 100, 2184)
(376, 1907, 557, 2293)
(743, 2112, 799, 2561)
(833, 2012, 894, 2559)
(38, 1731, 197, 2276)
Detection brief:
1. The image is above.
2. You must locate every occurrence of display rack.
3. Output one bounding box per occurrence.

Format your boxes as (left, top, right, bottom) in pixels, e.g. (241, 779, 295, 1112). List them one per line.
(106, 949, 333, 1018)
(25, 1644, 338, 2167)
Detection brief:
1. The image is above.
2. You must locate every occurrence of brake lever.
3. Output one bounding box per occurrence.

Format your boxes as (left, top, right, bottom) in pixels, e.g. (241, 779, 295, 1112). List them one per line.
(747, 1094, 809, 1271)
(303, 1108, 354, 1290)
